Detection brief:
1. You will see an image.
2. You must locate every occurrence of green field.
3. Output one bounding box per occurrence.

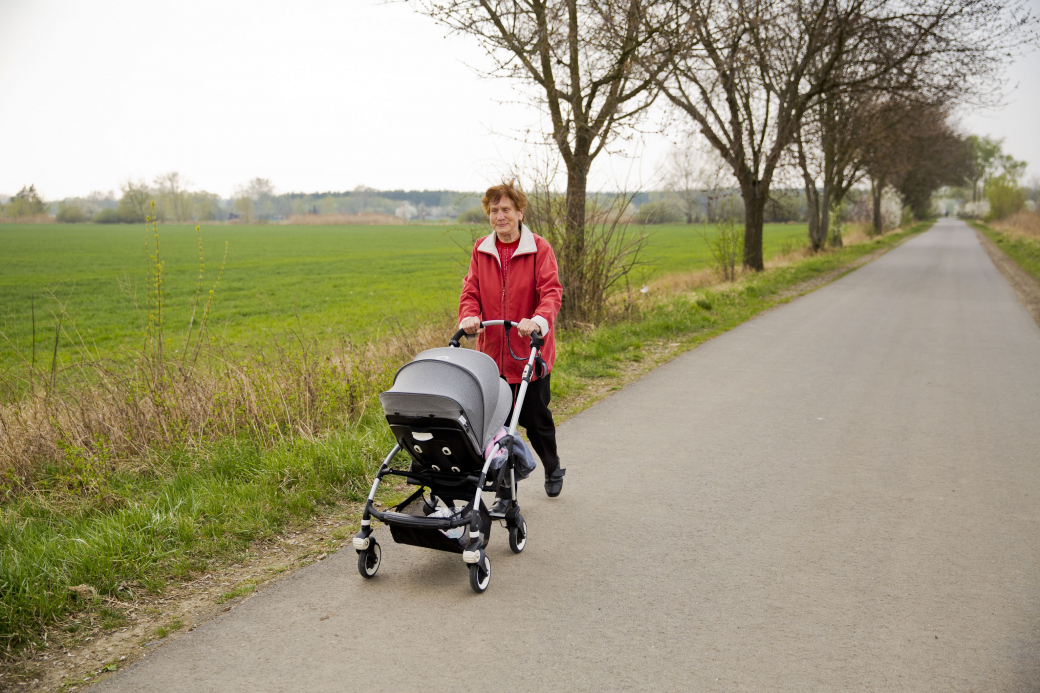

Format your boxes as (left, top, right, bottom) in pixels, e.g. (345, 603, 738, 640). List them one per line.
(0, 222, 808, 372)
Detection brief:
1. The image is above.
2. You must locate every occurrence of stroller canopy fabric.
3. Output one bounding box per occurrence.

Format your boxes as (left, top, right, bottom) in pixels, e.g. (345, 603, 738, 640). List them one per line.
(379, 347, 513, 449)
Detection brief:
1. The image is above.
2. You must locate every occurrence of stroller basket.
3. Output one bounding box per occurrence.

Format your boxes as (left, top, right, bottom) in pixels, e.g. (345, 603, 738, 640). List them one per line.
(390, 525, 465, 554)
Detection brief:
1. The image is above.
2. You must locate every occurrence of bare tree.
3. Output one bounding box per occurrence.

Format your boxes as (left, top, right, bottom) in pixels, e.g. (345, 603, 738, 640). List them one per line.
(234, 178, 275, 222)
(860, 99, 920, 233)
(665, 138, 702, 223)
(154, 172, 190, 222)
(795, 84, 883, 249)
(659, 0, 1037, 269)
(889, 108, 973, 218)
(119, 179, 152, 223)
(522, 157, 649, 323)
(796, 0, 1034, 244)
(412, 0, 677, 322)
(352, 184, 376, 213)
(854, 99, 976, 230)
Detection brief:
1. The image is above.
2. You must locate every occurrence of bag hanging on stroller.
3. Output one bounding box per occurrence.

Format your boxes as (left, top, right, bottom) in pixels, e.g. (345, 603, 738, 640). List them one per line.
(352, 320, 545, 593)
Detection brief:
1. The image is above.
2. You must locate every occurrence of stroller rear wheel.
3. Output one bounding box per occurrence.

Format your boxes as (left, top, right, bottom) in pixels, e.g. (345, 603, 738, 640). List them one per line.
(508, 514, 527, 553)
(469, 554, 491, 593)
(357, 540, 381, 578)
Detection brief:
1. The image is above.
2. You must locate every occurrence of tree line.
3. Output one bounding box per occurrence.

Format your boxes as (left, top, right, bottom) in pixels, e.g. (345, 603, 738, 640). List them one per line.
(415, 0, 1037, 321)
(0, 177, 485, 224)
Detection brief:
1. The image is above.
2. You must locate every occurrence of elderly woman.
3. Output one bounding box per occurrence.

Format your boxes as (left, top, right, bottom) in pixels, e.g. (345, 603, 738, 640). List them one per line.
(458, 181, 565, 505)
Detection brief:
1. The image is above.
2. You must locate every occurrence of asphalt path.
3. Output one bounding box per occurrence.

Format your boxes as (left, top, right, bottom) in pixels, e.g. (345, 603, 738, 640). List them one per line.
(94, 218, 1040, 692)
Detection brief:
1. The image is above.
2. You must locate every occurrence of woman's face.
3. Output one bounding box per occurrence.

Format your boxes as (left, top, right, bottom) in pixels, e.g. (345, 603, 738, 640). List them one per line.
(488, 196, 523, 238)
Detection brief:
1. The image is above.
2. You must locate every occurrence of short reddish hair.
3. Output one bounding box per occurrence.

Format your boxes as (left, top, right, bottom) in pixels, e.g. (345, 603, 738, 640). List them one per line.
(481, 180, 528, 216)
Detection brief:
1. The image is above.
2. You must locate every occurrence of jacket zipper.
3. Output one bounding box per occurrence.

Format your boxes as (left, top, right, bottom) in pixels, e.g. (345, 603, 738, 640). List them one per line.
(500, 257, 507, 368)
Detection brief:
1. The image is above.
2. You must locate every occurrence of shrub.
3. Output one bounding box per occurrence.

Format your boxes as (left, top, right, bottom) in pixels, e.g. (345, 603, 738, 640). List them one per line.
(986, 174, 1026, 221)
(55, 201, 88, 223)
(880, 187, 903, 231)
(526, 185, 648, 324)
(634, 200, 682, 224)
(92, 208, 124, 224)
(115, 202, 147, 224)
(705, 216, 744, 281)
(456, 206, 487, 224)
(3, 185, 46, 218)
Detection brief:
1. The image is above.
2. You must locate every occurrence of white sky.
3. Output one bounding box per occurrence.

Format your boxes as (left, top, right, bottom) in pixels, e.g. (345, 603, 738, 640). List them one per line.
(0, 0, 1037, 200)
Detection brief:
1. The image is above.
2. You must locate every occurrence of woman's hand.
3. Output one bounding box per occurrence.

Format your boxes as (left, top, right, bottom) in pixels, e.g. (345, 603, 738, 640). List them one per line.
(460, 316, 483, 335)
(517, 318, 540, 337)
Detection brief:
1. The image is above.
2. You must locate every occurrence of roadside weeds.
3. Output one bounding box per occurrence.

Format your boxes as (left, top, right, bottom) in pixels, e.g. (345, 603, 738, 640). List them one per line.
(971, 221, 1040, 328)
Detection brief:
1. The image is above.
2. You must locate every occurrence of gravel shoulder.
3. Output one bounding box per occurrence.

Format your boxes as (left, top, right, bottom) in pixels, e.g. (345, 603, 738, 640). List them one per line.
(973, 225, 1040, 327)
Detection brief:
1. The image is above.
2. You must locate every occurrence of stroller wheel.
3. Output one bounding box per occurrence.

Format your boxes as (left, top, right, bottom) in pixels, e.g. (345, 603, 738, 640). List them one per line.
(508, 514, 527, 554)
(469, 555, 491, 593)
(357, 540, 381, 579)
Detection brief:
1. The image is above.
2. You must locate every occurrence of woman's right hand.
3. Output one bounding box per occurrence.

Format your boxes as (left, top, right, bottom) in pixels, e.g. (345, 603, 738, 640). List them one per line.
(460, 316, 483, 335)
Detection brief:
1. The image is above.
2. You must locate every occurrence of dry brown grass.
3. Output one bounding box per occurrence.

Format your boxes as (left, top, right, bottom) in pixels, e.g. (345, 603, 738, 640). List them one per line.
(0, 323, 450, 493)
(646, 267, 718, 294)
(994, 211, 1040, 240)
(766, 244, 815, 269)
(284, 213, 402, 225)
(0, 214, 55, 224)
(838, 222, 873, 247)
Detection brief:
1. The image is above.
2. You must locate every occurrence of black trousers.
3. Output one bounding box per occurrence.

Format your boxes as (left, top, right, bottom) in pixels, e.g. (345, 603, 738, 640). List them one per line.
(505, 372, 560, 478)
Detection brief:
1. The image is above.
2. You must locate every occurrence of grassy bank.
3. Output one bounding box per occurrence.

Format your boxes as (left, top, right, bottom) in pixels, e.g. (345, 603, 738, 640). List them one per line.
(971, 219, 1040, 283)
(0, 221, 928, 657)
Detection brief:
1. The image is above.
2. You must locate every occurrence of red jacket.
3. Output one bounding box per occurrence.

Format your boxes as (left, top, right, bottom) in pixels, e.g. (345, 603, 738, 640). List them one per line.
(458, 225, 563, 383)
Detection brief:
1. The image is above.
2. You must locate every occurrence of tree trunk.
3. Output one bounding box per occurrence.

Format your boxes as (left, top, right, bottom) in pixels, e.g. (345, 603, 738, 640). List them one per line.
(822, 178, 836, 247)
(805, 183, 822, 251)
(796, 133, 824, 252)
(872, 177, 883, 235)
(822, 136, 839, 248)
(742, 182, 766, 271)
(559, 152, 590, 324)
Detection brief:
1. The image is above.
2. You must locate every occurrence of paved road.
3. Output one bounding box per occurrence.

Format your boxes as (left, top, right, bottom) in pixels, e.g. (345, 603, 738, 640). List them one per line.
(95, 218, 1040, 692)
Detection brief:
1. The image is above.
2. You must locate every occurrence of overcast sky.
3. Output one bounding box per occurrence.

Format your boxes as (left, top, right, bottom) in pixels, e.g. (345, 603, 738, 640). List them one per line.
(1, 0, 1037, 200)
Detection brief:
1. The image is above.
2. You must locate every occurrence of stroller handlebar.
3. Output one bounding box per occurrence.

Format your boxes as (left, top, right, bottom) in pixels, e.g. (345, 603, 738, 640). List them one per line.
(449, 320, 543, 352)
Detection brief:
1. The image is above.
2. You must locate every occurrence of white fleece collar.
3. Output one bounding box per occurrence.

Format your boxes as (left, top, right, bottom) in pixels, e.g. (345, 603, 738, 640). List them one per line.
(477, 224, 537, 265)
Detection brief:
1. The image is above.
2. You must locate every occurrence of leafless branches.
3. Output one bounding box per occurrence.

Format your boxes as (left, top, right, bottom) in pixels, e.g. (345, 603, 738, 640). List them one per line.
(658, 0, 1036, 267)
(413, 0, 1036, 289)
(414, 0, 678, 322)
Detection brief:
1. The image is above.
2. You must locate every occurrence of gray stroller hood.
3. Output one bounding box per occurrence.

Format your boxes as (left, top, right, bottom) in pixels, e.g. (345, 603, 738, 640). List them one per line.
(379, 347, 512, 450)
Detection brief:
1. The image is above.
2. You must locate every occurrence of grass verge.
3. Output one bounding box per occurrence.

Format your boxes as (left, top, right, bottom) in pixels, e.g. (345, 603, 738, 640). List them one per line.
(0, 221, 929, 667)
(971, 220, 1040, 283)
(1, 414, 397, 657)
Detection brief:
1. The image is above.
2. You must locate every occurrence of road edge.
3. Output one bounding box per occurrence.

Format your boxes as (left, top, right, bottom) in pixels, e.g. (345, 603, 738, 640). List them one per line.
(971, 225, 1040, 328)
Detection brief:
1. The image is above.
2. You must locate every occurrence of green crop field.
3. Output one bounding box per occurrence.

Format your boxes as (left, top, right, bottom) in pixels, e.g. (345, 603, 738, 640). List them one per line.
(0, 221, 808, 372)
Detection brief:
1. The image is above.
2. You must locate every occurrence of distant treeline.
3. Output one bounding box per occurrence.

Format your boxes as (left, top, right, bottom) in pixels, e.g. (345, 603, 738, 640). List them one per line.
(5, 176, 981, 227)
(0, 178, 492, 224)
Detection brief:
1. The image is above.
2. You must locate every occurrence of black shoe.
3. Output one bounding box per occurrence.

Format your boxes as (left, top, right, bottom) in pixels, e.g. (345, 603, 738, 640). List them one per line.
(544, 468, 566, 497)
(489, 498, 510, 517)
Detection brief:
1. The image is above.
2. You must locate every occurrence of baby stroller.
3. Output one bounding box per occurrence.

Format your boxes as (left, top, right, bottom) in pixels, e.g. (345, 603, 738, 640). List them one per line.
(352, 320, 546, 593)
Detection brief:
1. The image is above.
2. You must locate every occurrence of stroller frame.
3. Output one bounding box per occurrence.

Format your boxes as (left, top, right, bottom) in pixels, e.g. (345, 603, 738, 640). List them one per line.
(352, 320, 545, 593)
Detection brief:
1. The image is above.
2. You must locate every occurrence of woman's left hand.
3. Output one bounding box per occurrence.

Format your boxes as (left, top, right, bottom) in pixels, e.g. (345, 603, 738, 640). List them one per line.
(517, 318, 540, 337)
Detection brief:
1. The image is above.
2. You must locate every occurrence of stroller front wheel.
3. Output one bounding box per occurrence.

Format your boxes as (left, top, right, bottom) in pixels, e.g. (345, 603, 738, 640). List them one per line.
(469, 554, 491, 593)
(508, 514, 527, 554)
(357, 540, 381, 578)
